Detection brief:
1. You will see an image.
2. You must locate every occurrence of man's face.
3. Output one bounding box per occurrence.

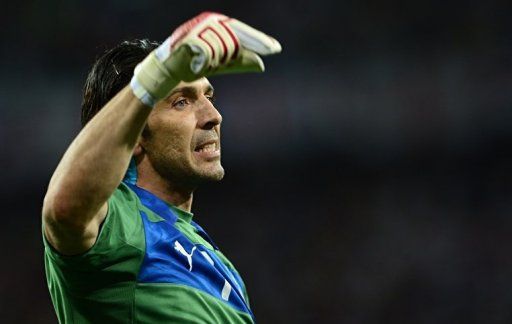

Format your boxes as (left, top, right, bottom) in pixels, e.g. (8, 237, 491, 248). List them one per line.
(140, 78, 224, 188)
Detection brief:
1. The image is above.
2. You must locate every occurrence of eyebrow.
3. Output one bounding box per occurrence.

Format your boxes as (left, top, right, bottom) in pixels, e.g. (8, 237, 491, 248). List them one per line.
(166, 84, 214, 100)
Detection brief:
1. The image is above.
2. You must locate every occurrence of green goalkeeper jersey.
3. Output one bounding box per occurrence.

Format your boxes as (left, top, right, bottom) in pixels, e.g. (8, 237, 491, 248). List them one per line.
(43, 182, 254, 323)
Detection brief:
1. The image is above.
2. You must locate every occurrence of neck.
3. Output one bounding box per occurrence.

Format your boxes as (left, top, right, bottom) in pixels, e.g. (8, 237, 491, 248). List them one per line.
(137, 155, 200, 213)
(135, 159, 195, 212)
(137, 177, 194, 212)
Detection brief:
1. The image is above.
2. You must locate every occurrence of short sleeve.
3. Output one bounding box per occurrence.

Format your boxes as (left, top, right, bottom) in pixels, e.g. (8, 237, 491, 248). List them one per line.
(43, 182, 145, 271)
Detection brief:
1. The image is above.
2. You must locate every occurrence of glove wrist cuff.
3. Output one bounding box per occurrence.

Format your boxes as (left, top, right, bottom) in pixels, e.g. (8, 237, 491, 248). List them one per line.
(130, 51, 179, 107)
(130, 76, 157, 107)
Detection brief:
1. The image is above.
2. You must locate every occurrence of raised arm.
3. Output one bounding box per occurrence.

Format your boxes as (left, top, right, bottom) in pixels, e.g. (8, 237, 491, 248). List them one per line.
(43, 87, 150, 255)
(42, 12, 281, 255)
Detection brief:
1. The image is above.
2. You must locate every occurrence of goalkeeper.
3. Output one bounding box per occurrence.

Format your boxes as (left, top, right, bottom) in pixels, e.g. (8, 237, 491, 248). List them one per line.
(42, 12, 280, 323)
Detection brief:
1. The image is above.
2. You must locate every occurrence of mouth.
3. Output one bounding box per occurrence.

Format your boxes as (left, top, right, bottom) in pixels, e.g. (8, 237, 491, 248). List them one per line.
(193, 140, 220, 159)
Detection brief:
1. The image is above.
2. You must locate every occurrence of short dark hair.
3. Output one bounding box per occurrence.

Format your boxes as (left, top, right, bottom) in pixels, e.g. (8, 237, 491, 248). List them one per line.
(80, 39, 159, 126)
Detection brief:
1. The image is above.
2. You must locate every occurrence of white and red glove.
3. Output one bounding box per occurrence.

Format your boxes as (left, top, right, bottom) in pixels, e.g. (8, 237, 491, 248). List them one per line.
(131, 12, 282, 107)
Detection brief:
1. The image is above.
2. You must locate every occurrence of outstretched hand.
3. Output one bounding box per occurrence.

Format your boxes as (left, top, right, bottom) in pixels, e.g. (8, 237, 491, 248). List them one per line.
(131, 12, 282, 106)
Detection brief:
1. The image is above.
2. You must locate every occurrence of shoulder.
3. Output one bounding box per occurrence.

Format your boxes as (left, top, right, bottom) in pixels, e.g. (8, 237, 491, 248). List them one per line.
(43, 182, 144, 261)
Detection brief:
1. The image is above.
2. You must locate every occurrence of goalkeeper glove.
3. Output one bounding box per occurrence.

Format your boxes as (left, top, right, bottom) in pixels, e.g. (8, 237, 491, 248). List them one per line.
(131, 11, 282, 107)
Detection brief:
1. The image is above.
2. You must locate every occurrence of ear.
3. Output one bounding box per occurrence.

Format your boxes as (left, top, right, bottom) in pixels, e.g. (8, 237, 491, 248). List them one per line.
(133, 142, 144, 157)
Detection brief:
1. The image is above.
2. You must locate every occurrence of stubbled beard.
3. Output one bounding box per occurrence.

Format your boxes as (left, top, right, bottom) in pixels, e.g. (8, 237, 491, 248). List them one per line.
(141, 127, 224, 190)
(149, 151, 224, 190)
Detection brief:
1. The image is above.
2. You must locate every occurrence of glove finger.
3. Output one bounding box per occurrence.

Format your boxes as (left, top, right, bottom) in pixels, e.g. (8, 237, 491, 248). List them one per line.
(209, 22, 238, 64)
(187, 25, 232, 70)
(209, 50, 264, 76)
(226, 19, 281, 56)
(188, 44, 209, 74)
(165, 44, 206, 82)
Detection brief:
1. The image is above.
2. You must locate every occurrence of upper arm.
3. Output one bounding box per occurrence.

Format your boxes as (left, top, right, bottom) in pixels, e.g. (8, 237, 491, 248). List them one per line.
(43, 201, 108, 256)
(41, 86, 150, 255)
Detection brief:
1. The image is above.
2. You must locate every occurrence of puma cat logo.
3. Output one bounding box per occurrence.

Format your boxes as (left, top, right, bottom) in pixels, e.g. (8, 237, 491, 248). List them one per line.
(174, 240, 197, 271)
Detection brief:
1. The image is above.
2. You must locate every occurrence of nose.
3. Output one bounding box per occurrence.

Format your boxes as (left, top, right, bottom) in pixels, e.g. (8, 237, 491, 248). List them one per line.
(197, 96, 222, 130)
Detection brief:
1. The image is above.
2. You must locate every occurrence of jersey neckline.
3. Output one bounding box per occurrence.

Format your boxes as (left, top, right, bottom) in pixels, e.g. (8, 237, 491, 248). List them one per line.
(124, 182, 194, 223)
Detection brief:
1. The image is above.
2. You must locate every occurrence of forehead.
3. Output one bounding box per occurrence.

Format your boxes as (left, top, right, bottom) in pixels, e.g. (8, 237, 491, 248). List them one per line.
(173, 77, 213, 93)
(153, 77, 214, 111)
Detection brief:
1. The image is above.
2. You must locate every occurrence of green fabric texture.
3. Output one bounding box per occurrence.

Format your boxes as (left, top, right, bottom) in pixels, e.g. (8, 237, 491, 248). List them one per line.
(134, 284, 253, 323)
(43, 183, 252, 323)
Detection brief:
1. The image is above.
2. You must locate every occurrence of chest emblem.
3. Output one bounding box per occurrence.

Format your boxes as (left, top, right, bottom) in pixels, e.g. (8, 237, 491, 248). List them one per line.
(174, 240, 197, 271)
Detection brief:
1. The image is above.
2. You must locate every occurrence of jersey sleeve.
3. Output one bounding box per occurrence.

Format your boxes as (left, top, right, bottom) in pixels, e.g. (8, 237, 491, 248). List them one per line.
(43, 182, 145, 275)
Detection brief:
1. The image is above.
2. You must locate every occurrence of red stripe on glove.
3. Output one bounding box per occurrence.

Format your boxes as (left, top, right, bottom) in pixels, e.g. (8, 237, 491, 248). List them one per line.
(219, 18, 239, 60)
(169, 11, 219, 49)
(198, 26, 217, 60)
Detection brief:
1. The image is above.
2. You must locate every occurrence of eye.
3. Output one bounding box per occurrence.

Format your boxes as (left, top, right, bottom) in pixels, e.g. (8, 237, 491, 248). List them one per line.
(206, 94, 216, 104)
(172, 98, 189, 109)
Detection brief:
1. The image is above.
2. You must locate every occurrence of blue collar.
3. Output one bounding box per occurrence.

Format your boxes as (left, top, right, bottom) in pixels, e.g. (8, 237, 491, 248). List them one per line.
(124, 182, 178, 224)
(124, 182, 219, 250)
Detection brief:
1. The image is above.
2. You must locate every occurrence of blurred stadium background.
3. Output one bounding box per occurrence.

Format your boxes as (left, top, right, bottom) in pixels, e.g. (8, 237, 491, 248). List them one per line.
(1, 0, 511, 323)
